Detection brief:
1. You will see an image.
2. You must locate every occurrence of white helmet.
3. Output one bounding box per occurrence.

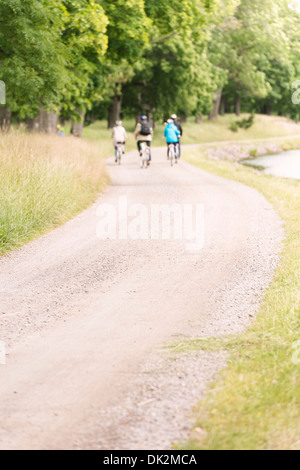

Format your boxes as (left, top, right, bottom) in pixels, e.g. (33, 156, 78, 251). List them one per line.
(116, 120, 122, 126)
(171, 114, 177, 120)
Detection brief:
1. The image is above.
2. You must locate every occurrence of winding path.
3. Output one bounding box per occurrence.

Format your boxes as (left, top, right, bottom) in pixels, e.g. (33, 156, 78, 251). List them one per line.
(0, 147, 283, 449)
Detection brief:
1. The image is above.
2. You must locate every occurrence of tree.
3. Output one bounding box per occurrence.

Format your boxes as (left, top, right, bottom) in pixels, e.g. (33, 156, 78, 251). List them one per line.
(253, 0, 300, 119)
(3, 0, 300, 131)
(0, 0, 67, 128)
(208, 0, 297, 117)
(0, 0, 109, 134)
(122, 0, 219, 122)
(54, 0, 108, 136)
(99, 0, 151, 127)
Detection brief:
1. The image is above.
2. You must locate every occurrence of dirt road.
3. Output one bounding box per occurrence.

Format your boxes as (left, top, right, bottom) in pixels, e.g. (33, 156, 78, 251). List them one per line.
(0, 147, 283, 450)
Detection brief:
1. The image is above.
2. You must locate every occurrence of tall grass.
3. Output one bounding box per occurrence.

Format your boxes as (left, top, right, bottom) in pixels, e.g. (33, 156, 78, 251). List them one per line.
(0, 131, 109, 254)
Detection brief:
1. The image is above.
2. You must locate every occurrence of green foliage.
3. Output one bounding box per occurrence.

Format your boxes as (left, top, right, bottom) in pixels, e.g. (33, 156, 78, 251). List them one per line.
(97, 0, 151, 119)
(210, 0, 300, 117)
(254, 1, 300, 119)
(230, 113, 255, 132)
(101, 0, 150, 63)
(0, 0, 109, 121)
(237, 113, 255, 129)
(249, 148, 258, 157)
(1, 0, 300, 126)
(122, 0, 219, 120)
(0, 0, 67, 117)
(229, 122, 239, 132)
(59, 0, 108, 120)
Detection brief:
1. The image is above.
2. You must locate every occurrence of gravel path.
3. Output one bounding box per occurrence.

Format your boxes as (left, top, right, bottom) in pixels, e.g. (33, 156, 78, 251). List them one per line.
(0, 146, 284, 450)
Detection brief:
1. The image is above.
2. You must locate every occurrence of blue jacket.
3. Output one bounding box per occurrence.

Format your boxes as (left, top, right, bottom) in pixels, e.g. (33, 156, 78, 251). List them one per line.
(164, 122, 181, 143)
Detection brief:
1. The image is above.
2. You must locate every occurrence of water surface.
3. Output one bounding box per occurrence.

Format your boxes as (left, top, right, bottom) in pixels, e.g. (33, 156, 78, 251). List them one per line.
(243, 150, 300, 180)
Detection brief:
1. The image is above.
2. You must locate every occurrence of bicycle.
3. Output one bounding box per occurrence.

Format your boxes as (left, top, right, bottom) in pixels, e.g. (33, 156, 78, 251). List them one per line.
(168, 143, 178, 167)
(115, 143, 123, 165)
(140, 142, 150, 169)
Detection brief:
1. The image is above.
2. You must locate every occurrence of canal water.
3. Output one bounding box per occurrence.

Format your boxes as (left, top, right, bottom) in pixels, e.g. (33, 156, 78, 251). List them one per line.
(243, 150, 300, 180)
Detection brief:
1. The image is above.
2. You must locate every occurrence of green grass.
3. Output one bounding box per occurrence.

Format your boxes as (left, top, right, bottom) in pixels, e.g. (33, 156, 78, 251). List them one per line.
(0, 131, 109, 255)
(178, 146, 300, 450)
(83, 114, 300, 149)
(83, 118, 138, 149)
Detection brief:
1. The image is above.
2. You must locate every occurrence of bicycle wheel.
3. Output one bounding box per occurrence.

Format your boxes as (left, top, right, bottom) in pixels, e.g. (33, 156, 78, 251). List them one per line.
(145, 148, 150, 167)
(174, 145, 178, 164)
(143, 150, 148, 168)
(117, 148, 122, 165)
(169, 146, 175, 166)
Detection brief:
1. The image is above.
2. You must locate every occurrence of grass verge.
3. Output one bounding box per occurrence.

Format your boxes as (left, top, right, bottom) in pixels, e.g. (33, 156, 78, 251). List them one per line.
(179, 146, 300, 450)
(0, 131, 109, 255)
(83, 114, 300, 149)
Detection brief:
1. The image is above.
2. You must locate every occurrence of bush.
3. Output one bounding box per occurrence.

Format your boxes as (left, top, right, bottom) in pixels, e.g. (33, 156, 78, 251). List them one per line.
(240, 113, 255, 129)
(230, 122, 239, 132)
(249, 148, 258, 157)
(229, 113, 255, 132)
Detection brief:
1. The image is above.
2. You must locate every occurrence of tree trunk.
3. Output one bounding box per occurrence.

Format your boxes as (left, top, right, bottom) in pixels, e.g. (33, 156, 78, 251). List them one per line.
(209, 88, 223, 120)
(195, 115, 203, 124)
(0, 107, 12, 131)
(26, 116, 40, 132)
(219, 96, 226, 116)
(26, 105, 59, 133)
(235, 94, 241, 116)
(71, 110, 85, 138)
(40, 106, 59, 133)
(266, 102, 272, 116)
(108, 91, 123, 129)
(148, 112, 156, 129)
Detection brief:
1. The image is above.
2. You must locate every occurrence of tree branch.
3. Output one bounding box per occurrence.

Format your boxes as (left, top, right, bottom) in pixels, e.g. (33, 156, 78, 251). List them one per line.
(151, 31, 177, 43)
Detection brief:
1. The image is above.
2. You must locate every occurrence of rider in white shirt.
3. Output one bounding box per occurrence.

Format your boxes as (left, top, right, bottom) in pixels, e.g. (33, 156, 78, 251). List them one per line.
(112, 121, 127, 162)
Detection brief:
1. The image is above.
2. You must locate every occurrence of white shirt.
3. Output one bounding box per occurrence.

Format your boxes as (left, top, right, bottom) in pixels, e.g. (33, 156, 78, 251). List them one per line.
(112, 125, 127, 145)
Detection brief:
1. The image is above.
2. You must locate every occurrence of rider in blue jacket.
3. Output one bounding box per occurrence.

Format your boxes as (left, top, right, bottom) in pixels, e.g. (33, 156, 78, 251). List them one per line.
(164, 119, 181, 159)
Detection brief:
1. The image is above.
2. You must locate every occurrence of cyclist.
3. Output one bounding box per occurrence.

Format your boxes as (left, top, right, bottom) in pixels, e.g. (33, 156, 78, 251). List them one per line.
(164, 119, 181, 160)
(112, 120, 127, 163)
(134, 115, 153, 165)
(171, 114, 183, 158)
